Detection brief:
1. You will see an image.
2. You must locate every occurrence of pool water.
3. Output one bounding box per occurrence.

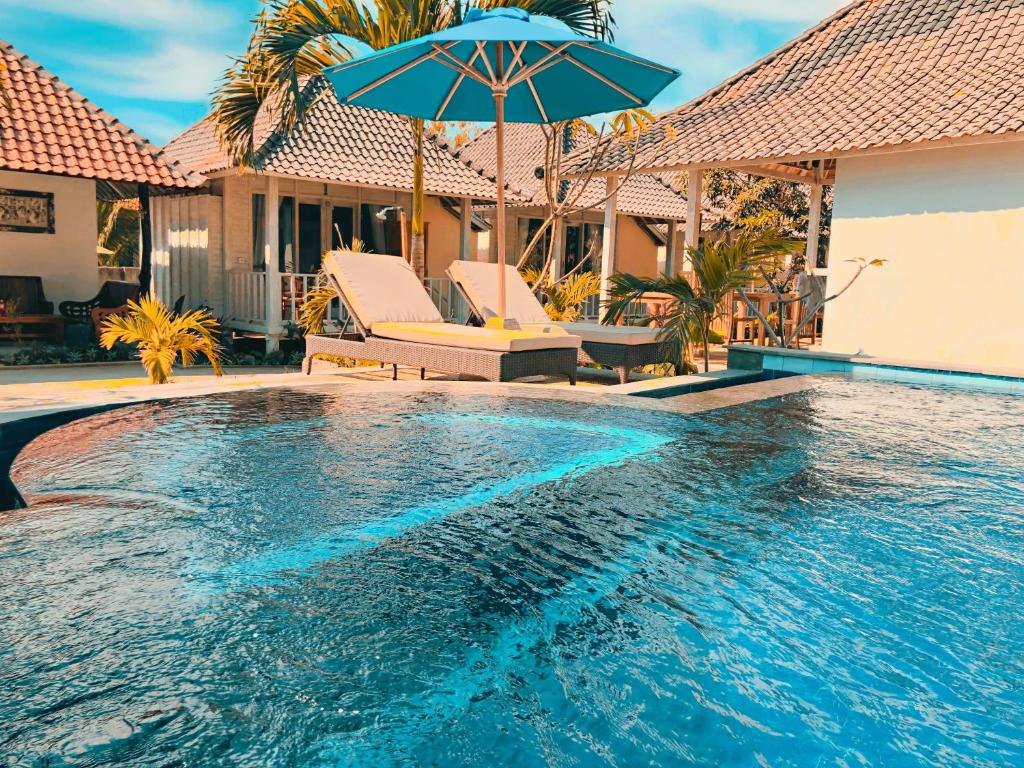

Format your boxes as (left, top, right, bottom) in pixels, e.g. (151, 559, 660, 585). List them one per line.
(2, 378, 1023, 766)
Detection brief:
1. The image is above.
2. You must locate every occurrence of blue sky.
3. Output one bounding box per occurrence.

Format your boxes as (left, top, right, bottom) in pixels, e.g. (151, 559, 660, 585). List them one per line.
(0, 0, 847, 146)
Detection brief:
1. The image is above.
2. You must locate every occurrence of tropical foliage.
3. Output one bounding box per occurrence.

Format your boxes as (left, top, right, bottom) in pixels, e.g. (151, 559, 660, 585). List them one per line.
(96, 200, 140, 267)
(99, 298, 224, 384)
(298, 238, 367, 335)
(698, 168, 834, 266)
(606, 231, 800, 372)
(522, 267, 600, 321)
(212, 0, 615, 279)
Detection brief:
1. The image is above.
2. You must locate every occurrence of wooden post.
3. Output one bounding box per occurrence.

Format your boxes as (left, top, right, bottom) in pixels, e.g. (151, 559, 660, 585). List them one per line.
(684, 168, 703, 271)
(662, 220, 678, 276)
(137, 183, 153, 297)
(549, 217, 565, 281)
(805, 181, 823, 274)
(493, 43, 508, 322)
(265, 176, 281, 352)
(459, 197, 473, 262)
(599, 175, 619, 322)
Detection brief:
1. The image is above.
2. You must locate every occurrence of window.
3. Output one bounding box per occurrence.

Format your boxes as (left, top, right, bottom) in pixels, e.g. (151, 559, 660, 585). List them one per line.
(252, 194, 266, 271)
(517, 217, 551, 270)
(564, 222, 602, 274)
(331, 206, 355, 251)
(360, 204, 401, 255)
(278, 196, 296, 273)
(297, 203, 322, 273)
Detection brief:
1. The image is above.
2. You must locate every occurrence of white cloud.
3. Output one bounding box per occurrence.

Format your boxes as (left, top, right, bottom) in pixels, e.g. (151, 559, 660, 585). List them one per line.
(0, 0, 232, 33)
(113, 106, 193, 145)
(71, 42, 230, 102)
(620, 0, 850, 25)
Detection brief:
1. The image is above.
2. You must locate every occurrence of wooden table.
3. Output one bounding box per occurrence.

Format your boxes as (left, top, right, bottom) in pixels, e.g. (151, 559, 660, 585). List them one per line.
(0, 314, 65, 343)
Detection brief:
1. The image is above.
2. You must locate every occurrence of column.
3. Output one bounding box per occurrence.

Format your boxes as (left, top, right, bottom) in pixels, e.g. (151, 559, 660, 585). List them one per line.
(599, 175, 619, 322)
(459, 197, 473, 262)
(265, 175, 281, 352)
(684, 168, 703, 272)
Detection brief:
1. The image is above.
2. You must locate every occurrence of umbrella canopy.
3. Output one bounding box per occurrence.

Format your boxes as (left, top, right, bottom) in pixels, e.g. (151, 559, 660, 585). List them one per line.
(324, 6, 680, 321)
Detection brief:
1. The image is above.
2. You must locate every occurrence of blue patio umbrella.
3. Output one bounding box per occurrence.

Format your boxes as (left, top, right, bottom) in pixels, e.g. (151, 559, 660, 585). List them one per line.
(324, 6, 680, 321)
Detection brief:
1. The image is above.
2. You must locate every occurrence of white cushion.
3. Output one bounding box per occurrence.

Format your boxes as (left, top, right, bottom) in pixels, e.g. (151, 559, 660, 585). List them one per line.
(323, 250, 443, 331)
(447, 260, 551, 324)
(551, 322, 662, 346)
(373, 322, 582, 353)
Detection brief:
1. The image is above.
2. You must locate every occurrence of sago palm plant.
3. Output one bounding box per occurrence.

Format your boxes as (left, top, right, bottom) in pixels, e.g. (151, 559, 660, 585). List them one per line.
(212, 0, 615, 279)
(99, 298, 224, 384)
(522, 267, 600, 322)
(298, 238, 367, 335)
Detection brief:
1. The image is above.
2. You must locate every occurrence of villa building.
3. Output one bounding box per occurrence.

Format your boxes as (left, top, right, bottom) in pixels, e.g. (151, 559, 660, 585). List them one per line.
(457, 124, 691, 283)
(587, 0, 1024, 371)
(0, 39, 201, 308)
(163, 76, 694, 348)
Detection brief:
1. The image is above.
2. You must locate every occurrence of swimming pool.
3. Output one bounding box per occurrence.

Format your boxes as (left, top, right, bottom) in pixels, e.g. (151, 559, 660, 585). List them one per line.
(2, 378, 1023, 766)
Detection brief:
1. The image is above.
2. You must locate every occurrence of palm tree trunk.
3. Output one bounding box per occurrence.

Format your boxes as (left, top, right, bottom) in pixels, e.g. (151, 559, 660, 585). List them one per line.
(410, 118, 426, 279)
(702, 324, 711, 372)
(138, 183, 153, 297)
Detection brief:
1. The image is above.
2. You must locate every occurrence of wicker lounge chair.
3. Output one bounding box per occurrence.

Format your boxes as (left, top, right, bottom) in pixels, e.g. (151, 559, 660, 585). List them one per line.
(304, 251, 581, 384)
(447, 261, 667, 384)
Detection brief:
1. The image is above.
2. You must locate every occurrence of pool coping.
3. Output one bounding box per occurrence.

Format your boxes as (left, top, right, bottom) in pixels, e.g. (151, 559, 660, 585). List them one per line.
(727, 345, 1024, 392)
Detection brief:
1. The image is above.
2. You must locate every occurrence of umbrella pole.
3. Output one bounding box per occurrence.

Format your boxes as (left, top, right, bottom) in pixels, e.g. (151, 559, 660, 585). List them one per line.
(494, 86, 508, 324)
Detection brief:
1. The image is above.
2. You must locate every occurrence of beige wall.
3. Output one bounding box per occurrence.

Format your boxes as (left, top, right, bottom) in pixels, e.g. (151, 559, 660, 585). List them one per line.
(615, 215, 660, 278)
(423, 194, 478, 278)
(824, 141, 1024, 370)
(0, 169, 98, 306)
(494, 207, 665, 278)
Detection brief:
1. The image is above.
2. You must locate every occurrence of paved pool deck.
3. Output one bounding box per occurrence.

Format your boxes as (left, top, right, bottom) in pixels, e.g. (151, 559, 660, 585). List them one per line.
(0, 357, 813, 425)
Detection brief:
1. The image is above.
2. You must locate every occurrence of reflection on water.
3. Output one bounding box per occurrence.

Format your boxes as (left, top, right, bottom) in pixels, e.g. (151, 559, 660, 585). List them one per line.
(2, 381, 1023, 767)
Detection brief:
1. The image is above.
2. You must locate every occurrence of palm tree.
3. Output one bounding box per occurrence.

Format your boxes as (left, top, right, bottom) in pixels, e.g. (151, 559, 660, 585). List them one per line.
(606, 231, 799, 373)
(99, 298, 224, 384)
(212, 0, 615, 280)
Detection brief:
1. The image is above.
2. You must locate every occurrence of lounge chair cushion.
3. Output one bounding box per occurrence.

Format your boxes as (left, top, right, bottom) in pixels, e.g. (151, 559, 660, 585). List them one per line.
(324, 250, 443, 330)
(546, 322, 662, 346)
(373, 322, 582, 353)
(448, 261, 662, 346)
(447, 260, 551, 324)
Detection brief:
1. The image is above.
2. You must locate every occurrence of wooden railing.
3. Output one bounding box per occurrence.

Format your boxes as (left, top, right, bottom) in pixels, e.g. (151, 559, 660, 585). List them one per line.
(227, 272, 266, 328)
(580, 295, 648, 323)
(424, 277, 470, 324)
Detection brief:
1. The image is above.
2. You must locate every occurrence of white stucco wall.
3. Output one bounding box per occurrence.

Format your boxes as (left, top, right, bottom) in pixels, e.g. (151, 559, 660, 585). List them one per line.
(0, 169, 98, 306)
(823, 141, 1024, 371)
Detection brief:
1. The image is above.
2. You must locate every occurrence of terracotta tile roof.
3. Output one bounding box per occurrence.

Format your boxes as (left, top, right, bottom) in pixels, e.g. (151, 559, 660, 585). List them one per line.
(0, 39, 201, 188)
(595, 0, 1024, 173)
(458, 122, 689, 219)
(164, 76, 521, 201)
